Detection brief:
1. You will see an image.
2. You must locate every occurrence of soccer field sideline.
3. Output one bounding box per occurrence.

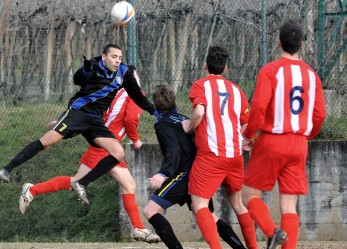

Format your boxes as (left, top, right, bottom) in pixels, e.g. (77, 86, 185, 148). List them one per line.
(0, 241, 347, 249)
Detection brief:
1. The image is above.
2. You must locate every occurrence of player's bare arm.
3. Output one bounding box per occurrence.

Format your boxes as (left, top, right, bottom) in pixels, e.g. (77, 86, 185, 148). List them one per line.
(185, 104, 205, 133)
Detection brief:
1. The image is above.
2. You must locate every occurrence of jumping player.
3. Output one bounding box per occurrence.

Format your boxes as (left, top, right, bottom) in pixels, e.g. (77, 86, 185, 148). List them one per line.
(0, 44, 156, 186)
(143, 85, 248, 249)
(18, 66, 161, 243)
(183, 46, 258, 249)
(242, 20, 326, 249)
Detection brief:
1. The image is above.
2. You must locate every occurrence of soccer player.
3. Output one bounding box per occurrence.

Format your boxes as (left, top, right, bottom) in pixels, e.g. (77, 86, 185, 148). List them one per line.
(0, 44, 157, 188)
(183, 46, 258, 249)
(143, 85, 247, 249)
(242, 20, 326, 249)
(18, 66, 160, 243)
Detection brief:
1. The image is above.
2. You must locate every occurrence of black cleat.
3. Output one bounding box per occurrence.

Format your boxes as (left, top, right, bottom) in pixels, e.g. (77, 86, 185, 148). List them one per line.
(267, 228, 287, 249)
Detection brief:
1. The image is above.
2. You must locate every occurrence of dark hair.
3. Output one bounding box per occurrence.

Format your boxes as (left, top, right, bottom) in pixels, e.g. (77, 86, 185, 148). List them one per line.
(279, 20, 304, 55)
(127, 65, 136, 74)
(152, 85, 176, 112)
(206, 46, 229, 75)
(102, 44, 122, 54)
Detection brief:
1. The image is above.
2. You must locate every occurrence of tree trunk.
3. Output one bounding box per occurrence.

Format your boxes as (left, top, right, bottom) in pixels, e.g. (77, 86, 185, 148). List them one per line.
(44, 0, 56, 101)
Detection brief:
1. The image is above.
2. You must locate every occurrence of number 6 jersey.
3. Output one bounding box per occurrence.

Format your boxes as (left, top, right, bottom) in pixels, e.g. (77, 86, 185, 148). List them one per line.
(244, 57, 326, 140)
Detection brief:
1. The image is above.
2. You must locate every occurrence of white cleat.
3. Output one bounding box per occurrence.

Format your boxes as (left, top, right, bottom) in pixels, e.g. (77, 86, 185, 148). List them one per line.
(19, 183, 34, 214)
(133, 228, 161, 244)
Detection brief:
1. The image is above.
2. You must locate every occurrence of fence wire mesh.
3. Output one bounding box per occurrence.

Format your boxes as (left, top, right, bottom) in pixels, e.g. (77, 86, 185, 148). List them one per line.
(0, 0, 346, 155)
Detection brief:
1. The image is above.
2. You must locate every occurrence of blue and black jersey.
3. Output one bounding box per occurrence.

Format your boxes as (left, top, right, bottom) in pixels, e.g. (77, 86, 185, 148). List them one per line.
(69, 56, 155, 117)
(154, 110, 196, 178)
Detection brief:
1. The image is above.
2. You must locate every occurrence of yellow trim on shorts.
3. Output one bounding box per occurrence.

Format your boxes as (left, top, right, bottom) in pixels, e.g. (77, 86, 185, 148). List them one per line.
(53, 108, 70, 131)
(158, 172, 184, 196)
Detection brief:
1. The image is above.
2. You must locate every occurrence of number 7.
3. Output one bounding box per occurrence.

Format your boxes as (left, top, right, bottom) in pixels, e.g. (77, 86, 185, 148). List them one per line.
(218, 91, 230, 115)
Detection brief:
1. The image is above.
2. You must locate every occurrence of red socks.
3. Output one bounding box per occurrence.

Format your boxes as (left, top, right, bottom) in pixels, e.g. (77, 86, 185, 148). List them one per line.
(281, 213, 299, 249)
(29, 176, 71, 196)
(122, 194, 145, 229)
(195, 207, 222, 249)
(247, 197, 277, 238)
(237, 212, 258, 249)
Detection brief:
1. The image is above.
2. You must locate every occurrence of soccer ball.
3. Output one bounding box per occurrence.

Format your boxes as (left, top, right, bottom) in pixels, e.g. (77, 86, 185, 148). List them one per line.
(111, 1, 135, 26)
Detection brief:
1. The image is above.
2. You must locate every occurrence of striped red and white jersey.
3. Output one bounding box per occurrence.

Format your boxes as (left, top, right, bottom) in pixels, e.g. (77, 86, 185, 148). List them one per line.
(244, 57, 326, 140)
(103, 88, 143, 142)
(189, 75, 250, 158)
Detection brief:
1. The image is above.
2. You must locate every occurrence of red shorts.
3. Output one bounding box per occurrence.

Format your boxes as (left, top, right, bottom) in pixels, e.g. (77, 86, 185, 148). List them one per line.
(244, 133, 308, 195)
(80, 145, 127, 169)
(188, 153, 244, 199)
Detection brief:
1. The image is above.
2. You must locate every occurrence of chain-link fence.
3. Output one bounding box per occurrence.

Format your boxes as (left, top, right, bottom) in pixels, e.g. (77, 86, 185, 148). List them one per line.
(0, 0, 346, 147)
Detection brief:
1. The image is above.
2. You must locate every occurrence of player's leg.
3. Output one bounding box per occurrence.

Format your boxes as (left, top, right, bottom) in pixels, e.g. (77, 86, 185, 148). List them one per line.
(19, 164, 90, 214)
(223, 157, 258, 248)
(278, 134, 308, 249)
(109, 165, 144, 229)
(227, 191, 257, 249)
(189, 155, 224, 249)
(242, 134, 287, 249)
(76, 137, 123, 188)
(243, 185, 287, 249)
(0, 130, 63, 183)
(109, 164, 160, 244)
(144, 200, 182, 249)
(191, 195, 222, 249)
(206, 199, 246, 248)
(280, 194, 299, 249)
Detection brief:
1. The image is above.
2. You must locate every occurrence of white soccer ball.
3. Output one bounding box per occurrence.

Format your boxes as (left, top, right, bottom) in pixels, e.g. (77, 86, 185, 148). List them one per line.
(111, 1, 135, 26)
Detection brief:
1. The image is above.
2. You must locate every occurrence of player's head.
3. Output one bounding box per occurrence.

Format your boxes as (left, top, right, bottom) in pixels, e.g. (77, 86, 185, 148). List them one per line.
(205, 46, 228, 75)
(128, 65, 140, 86)
(102, 44, 122, 72)
(152, 85, 176, 113)
(279, 20, 304, 55)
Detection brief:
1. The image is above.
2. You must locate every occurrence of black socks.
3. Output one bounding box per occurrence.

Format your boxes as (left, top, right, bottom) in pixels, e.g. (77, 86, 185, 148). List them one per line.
(148, 213, 183, 249)
(78, 154, 120, 187)
(217, 219, 246, 249)
(4, 140, 44, 172)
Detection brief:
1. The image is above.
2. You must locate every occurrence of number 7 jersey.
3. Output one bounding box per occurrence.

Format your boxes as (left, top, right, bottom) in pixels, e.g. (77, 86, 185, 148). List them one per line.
(244, 57, 326, 140)
(189, 75, 250, 158)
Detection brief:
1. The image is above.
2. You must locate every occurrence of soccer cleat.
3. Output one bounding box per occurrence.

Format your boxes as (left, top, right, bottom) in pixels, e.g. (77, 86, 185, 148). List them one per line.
(267, 228, 287, 249)
(70, 181, 90, 205)
(0, 169, 10, 183)
(133, 228, 161, 244)
(19, 183, 34, 214)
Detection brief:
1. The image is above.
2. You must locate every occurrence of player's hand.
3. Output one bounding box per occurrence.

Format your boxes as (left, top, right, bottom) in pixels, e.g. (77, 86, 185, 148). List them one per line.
(148, 173, 167, 190)
(242, 137, 254, 152)
(83, 56, 92, 72)
(181, 119, 192, 133)
(47, 120, 57, 128)
(132, 139, 142, 150)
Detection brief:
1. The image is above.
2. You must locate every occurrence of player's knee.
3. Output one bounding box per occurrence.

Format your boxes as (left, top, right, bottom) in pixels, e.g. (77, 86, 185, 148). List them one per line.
(110, 150, 125, 161)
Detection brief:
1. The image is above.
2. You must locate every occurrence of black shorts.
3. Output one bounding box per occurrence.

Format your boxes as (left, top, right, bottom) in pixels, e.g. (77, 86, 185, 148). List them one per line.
(151, 171, 190, 210)
(51, 108, 115, 146)
(150, 171, 215, 212)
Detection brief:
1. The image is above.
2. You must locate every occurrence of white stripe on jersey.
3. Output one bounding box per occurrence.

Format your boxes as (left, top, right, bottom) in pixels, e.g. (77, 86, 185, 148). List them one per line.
(291, 65, 302, 132)
(304, 70, 316, 135)
(273, 67, 285, 133)
(104, 90, 128, 127)
(118, 127, 126, 138)
(204, 80, 218, 156)
(231, 84, 242, 157)
(217, 79, 235, 158)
